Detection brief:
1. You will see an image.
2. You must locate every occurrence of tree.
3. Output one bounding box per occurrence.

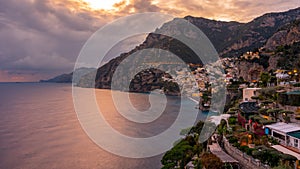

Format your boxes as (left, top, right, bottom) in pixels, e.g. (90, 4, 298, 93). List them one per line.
(161, 140, 193, 168)
(260, 72, 271, 87)
(200, 153, 223, 169)
(273, 165, 293, 169)
(280, 154, 297, 168)
(267, 109, 283, 119)
(258, 108, 269, 116)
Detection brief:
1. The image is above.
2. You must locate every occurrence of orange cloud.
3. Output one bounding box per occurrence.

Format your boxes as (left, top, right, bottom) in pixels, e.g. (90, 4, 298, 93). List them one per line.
(79, 0, 299, 24)
(48, 0, 300, 23)
(113, 0, 128, 9)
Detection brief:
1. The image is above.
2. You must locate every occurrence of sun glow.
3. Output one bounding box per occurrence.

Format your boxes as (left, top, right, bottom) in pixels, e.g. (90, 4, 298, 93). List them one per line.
(82, 0, 125, 10)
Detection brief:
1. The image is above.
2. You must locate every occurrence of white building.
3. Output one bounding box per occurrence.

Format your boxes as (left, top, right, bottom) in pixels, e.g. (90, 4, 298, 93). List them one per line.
(265, 123, 300, 150)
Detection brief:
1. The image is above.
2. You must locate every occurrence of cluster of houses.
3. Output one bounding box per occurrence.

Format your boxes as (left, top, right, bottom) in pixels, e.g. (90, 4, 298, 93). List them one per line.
(275, 69, 299, 86)
(237, 87, 300, 168)
(177, 55, 300, 168)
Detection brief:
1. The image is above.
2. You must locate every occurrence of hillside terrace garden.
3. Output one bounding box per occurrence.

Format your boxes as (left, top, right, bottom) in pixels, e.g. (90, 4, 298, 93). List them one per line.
(222, 106, 297, 168)
(161, 104, 297, 169)
(161, 83, 299, 169)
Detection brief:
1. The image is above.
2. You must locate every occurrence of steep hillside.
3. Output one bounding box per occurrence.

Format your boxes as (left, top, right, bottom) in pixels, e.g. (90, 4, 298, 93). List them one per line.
(235, 20, 300, 81)
(78, 7, 300, 90)
(265, 20, 300, 50)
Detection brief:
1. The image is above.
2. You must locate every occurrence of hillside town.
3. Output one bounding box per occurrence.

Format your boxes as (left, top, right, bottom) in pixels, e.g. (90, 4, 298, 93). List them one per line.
(161, 50, 300, 169)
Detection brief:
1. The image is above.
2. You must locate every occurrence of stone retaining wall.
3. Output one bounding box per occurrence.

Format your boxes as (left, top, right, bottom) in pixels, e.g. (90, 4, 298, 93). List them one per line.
(223, 137, 271, 169)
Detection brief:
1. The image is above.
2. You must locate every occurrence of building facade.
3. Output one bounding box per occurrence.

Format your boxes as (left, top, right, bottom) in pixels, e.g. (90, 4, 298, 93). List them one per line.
(242, 88, 261, 102)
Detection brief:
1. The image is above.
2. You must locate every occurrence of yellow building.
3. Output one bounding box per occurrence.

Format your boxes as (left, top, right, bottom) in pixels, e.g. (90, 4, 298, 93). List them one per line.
(242, 88, 261, 102)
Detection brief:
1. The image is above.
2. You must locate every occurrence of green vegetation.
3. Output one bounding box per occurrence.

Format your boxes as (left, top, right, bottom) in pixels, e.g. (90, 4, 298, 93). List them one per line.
(249, 115, 276, 125)
(275, 42, 300, 70)
(161, 121, 213, 169)
(293, 83, 300, 87)
(258, 108, 269, 116)
(161, 139, 195, 169)
(258, 87, 283, 101)
(251, 146, 280, 167)
(273, 165, 293, 169)
(163, 81, 180, 94)
(266, 108, 283, 119)
(278, 91, 300, 106)
(260, 72, 271, 87)
(200, 153, 223, 169)
(180, 127, 193, 136)
(228, 117, 237, 125)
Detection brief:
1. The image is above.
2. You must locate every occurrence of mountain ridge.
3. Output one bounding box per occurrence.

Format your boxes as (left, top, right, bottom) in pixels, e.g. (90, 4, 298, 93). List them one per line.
(77, 7, 300, 90)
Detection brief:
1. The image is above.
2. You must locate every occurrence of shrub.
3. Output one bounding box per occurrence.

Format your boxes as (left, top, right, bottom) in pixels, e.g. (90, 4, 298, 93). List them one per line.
(239, 145, 249, 152)
(228, 117, 237, 125)
(245, 148, 255, 155)
(228, 137, 238, 144)
(273, 165, 293, 169)
(258, 108, 268, 115)
(233, 142, 240, 148)
(229, 108, 239, 111)
(237, 128, 246, 133)
(200, 153, 223, 169)
(180, 127, 192, 135)
(293, 83, 300, 87)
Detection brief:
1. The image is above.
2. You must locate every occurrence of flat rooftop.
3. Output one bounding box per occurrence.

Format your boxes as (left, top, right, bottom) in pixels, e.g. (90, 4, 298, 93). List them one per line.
(266, 123, 300, 133)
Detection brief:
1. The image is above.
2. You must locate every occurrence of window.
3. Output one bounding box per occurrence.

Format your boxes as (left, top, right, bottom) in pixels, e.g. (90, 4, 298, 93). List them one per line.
(294, 139, 298, 148)
(273, 131, 285, 141)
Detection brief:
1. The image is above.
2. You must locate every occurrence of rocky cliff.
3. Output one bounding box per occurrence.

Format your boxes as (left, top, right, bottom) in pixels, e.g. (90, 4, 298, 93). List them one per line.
(186, 8, 300, 57)
(265, 20, 300, 50)
(234, 19, 300, 81)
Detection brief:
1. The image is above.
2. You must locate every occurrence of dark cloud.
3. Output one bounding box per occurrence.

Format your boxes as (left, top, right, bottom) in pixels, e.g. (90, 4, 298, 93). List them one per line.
(131, 0, 160, 12)
(0, 0, 102, 78)
(0, 0, 299, 81)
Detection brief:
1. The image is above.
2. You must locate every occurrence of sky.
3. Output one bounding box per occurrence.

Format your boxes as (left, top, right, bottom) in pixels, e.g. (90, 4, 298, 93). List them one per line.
(0, 0, 300, 82)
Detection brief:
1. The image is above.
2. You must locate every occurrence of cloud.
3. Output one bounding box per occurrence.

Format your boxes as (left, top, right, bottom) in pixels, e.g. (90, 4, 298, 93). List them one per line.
(0, 0, 104, 80)
(151, 0, 300, 22)
(0, 0, 299, 81)
(0, 69, 55, 82)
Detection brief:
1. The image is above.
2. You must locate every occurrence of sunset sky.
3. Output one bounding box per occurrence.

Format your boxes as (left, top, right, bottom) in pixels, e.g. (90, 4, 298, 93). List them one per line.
(1, 0, 300, 82)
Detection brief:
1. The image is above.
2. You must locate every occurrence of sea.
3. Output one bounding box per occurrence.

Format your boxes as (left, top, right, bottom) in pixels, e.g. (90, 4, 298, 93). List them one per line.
(0, 83, 212, 169)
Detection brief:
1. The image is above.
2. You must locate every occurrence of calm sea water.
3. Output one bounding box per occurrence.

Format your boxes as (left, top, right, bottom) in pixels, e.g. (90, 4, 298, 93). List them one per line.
(0, 83, 210, 169)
